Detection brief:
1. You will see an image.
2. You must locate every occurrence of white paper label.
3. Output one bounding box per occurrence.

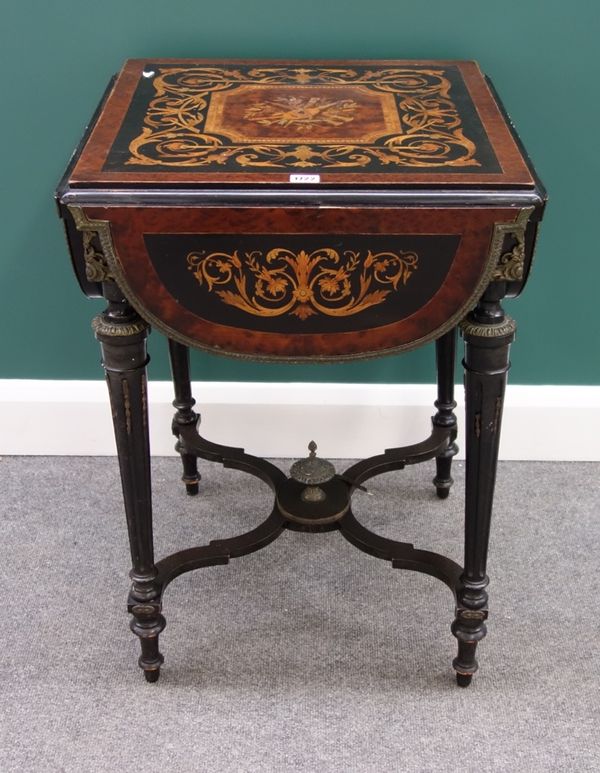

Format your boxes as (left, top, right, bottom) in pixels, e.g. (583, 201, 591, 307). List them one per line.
(289, 174, 321, 184)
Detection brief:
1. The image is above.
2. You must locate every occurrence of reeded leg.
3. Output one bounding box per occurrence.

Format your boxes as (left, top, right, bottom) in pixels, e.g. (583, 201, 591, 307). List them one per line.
(168, 339, 200, 496)
(94, 282, 165, 682)
(433, 327, 458, 498)
(452, 293, 515, 686)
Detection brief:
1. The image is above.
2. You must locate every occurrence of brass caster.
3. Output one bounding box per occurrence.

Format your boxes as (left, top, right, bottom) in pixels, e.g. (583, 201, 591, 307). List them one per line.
(456, 672, 473, 688)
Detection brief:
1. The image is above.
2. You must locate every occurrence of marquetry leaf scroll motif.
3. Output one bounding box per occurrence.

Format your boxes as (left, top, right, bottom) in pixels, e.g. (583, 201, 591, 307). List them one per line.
(186, 247, 419, 320)
(127, 66, 479, 169)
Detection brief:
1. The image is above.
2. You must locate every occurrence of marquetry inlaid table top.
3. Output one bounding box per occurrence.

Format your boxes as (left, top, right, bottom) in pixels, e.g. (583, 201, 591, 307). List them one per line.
(69, 58, 535, 188)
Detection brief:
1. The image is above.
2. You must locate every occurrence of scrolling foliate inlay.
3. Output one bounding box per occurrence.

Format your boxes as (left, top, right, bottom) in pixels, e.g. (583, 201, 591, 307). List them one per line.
(186, 246, 419, 320)
(126, 66, 480, 170)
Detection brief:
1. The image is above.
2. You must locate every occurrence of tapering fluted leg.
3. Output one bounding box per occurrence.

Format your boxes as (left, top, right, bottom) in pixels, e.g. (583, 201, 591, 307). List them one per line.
(168, 339, 200, 496)
(452, 293, 515, 686)
(94, 282, 165, 682)
(433, 327, 458, 498)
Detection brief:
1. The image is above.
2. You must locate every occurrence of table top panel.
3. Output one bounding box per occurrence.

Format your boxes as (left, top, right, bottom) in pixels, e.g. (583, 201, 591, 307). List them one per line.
(69, 59, 534, 188)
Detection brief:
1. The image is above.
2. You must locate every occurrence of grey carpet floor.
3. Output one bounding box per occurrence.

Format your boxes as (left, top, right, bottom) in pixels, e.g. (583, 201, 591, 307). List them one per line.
(1, 456, 599, 773)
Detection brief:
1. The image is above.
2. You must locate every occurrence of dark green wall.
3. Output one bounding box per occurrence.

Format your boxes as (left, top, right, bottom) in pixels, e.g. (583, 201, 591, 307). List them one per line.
(1, 0, 598, 384)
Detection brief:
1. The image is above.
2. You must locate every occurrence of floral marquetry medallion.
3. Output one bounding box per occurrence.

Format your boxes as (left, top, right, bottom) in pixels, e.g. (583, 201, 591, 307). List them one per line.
(205, 85, 401, 143)
(242, 94, 360, 130)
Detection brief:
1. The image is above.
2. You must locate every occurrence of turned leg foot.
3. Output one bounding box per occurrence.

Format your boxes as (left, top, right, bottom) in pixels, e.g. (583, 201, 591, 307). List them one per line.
(451, 589, 487, 685)
(130, 599, 166, 683)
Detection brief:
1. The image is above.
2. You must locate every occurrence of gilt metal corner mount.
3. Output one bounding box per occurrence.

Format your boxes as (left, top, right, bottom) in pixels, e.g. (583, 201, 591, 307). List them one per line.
(490, 207, 534, 283)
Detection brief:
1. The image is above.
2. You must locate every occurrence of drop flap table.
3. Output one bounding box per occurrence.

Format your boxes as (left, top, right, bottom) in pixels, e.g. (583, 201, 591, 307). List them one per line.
(56, 58, 546, 685)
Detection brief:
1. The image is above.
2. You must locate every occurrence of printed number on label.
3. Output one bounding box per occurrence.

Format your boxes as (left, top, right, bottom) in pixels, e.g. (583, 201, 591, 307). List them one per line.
(289, 174, 321, 183)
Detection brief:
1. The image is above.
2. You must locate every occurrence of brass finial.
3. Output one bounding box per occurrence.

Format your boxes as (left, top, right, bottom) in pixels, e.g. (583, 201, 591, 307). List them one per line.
(290, 442, 335, 486)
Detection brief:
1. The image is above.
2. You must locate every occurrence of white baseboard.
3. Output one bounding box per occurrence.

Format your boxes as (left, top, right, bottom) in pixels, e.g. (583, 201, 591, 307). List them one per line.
(0, 380, 598, 460)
